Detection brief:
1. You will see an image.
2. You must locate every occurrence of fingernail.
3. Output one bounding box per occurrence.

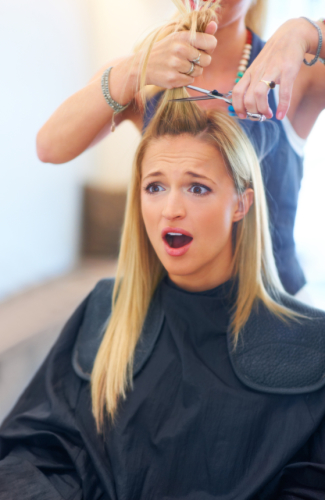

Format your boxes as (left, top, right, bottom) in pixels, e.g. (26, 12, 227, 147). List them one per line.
(277, 111, 284, 120)
(238, 113, 246, 119)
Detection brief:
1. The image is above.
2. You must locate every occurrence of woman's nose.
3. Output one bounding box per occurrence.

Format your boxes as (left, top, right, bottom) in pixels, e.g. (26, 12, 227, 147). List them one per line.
(161, 192, 186, 220)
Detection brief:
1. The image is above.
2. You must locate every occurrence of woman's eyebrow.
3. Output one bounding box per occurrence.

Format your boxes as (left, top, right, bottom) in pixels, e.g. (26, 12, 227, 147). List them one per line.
(143, 171, 216, 183)
(143, 171, 163, 181)
(185, 171, 216, 184)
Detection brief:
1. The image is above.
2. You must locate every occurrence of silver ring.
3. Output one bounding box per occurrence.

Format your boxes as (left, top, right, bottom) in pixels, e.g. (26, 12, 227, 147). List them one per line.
(192, 52, 201, 66)
(186, 62, 195, 76)
(246, 112, 266, 122)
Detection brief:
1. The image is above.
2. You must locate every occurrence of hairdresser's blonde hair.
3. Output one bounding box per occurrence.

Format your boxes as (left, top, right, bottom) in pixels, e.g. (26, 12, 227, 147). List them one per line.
(246, 0, 268, 38)
(92, 2, 288, 430)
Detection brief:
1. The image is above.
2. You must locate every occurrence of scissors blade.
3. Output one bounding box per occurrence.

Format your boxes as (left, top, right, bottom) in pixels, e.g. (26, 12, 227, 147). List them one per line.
(186, 85, 222, 97)
(169, 96, 218, 102)
(186, 85, 232, 104)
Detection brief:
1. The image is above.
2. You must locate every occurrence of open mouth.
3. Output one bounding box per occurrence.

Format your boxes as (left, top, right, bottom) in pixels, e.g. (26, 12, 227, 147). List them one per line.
(164, 232, 193, 249)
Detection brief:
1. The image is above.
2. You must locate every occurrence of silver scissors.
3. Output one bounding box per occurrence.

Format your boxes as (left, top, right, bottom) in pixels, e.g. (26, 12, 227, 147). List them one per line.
(170, 85, 266, 122)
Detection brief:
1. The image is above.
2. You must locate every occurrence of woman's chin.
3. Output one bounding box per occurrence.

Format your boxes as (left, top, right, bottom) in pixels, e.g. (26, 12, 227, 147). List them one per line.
(161, 257, 200, 279)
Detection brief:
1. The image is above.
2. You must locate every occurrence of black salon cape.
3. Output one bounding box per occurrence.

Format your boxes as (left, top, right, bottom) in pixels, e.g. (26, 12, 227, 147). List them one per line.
(2, 278, 325, 500)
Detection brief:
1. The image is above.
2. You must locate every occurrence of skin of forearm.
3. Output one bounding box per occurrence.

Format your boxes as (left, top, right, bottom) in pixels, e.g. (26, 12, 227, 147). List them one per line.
(37, 53, 142, 164)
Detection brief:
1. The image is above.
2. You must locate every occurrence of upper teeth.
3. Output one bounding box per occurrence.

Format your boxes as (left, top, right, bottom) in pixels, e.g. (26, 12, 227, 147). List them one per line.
(167, 232, 183, 236)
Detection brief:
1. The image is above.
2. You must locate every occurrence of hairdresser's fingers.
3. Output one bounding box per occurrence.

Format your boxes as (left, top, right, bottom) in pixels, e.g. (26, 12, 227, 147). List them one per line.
(232, 67, 273, 119)
(246, 60, 299, 120)
(243, 83, 259, 116)
(205, 21, 218, 36)
(178, 59, 204, 78)
(193, 32, 218, 55)
(253, 77, 279, 118)
(146, 31, 215, 89)
(178, 31, 217, 56)
(146, 50, 200, 88)
(170, 42, 211, 71)
(239, 70, 276, 119)
(186, 46, 212, 68)
(162, 62, 202, 89)
(165, 73, 197, 89)
(276, 65, 300, 120)
(233, 59, 299, 120)
(231, 72, 251, 119)
(232, 19, 310, 120)
(153, 70, 196, 90)
(195, 51, 212, 68)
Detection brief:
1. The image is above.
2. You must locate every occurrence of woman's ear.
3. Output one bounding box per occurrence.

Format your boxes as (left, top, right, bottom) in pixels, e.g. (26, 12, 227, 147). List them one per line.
(232, 188, 254, 222)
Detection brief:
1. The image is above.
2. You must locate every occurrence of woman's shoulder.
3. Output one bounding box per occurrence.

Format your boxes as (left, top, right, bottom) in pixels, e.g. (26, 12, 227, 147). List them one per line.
(72, 278, 164, 382)
(72, 278, 115, 381)
(229, 293, 325, 395)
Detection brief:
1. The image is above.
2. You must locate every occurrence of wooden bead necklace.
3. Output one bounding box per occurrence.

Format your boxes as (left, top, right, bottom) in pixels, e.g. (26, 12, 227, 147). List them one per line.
(228, 28, 253, 116)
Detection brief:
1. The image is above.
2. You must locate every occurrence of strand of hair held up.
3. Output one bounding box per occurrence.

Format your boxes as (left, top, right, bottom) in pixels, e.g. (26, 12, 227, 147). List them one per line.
(136, 0, 221, 109)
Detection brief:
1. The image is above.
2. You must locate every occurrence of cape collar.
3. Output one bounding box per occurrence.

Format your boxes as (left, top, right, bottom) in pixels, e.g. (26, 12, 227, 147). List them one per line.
(72, 279, 164, 381)
(72, 278, 325, 395)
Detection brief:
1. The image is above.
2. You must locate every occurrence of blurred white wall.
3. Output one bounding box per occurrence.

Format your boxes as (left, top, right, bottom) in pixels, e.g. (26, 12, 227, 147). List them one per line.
(264, 0, 325, 306)
(0, 0, 95, 299)
(0, 0, 173, 300)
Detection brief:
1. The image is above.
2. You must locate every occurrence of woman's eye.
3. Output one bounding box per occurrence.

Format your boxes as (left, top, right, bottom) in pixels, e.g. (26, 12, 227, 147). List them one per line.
(189, 184, 210, 196)
(145, 183, 164, 194)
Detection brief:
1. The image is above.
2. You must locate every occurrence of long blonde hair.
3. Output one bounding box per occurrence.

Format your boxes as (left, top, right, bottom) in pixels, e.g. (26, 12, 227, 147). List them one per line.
(92, 3, 288, 430)
(246, 0, 268, 38)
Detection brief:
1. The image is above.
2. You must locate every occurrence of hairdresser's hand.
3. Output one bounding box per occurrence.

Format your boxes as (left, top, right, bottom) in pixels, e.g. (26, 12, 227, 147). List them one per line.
(232, 18, 319, 121)
(145, 21, 217, 89)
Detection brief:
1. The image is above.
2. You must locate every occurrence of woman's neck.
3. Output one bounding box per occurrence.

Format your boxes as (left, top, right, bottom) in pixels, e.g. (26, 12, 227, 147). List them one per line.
(168, 259, 234, 293)
(194, 18, 248, 93)
(212, 19, 247, 70)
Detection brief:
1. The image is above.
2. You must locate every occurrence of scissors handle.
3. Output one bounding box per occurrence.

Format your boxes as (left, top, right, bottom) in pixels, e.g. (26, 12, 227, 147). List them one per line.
(185, 85, 266, 122)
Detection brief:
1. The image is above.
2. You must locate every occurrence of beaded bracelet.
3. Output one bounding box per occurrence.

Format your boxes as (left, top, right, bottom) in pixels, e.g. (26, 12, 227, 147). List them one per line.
(300, 17, 323, 66)
(318, 18, 325, 64)
(101, 67, 131, 132)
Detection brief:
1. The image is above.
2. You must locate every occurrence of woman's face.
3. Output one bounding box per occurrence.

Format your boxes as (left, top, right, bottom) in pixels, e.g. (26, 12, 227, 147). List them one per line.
(141, 134, 253, 292)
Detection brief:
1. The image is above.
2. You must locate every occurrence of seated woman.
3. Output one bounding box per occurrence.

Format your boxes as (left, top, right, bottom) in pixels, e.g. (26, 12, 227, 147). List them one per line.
(2, 80, 325, 498)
